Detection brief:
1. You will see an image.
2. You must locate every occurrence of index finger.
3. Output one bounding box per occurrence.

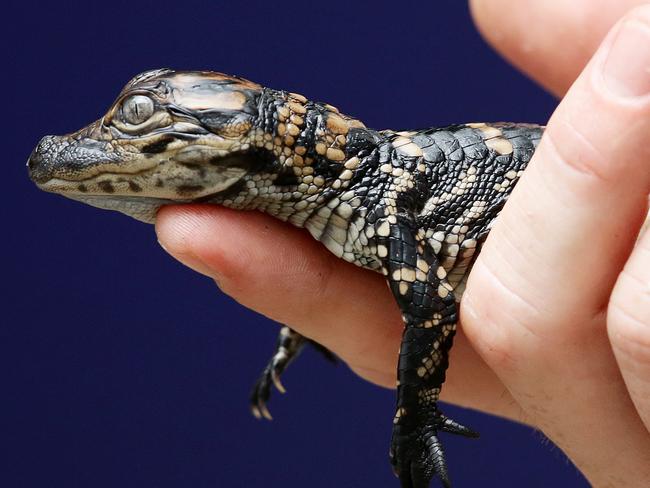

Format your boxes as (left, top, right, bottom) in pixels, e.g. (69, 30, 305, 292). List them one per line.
(469, 0, 650, 96)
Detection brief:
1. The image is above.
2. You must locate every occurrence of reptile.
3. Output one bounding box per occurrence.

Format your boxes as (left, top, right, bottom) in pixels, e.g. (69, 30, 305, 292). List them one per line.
(27, 69, 544, 488)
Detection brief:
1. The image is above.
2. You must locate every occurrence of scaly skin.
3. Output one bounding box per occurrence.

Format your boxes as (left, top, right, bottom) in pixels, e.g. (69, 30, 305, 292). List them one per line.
(28, 69, 544, 488)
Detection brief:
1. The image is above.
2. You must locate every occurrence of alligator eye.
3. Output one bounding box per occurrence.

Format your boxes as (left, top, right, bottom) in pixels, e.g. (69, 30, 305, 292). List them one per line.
(122, 95, 155, 125)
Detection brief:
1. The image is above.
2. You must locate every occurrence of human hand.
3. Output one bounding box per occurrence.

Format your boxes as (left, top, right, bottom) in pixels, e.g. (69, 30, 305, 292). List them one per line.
(156, 2, 650, 485)
(463, 1, 650, 485)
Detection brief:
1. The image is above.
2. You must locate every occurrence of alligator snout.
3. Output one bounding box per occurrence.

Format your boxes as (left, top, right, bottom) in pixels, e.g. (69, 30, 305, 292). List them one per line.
(28, 134, 118, 186)
(27, 135, 62, 184)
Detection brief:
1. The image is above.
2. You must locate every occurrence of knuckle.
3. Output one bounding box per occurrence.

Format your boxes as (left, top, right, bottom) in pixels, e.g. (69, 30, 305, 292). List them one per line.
(609, 310, 650, 368)
(624, 4, 650, 25)
(542, 116, 615, 185)
(609, 271, 650, 367)
(461, 261, 542, 372)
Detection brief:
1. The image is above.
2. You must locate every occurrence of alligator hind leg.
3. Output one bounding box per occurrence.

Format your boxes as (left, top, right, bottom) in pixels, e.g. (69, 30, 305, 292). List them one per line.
(250, 326, 335, 420)
(377, 219, 479, 488)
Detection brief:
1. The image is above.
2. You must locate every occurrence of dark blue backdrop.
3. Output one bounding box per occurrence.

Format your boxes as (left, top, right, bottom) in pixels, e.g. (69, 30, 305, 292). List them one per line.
(4, 1, 587, 486)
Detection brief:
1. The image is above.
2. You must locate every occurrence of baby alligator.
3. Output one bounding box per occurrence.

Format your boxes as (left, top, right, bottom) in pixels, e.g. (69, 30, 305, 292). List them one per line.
(28, 69, 544, 488)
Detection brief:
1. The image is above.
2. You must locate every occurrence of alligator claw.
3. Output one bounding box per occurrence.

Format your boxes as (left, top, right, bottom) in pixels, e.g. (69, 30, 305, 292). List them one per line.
(437, 414, 480, 438)
(250, 401, 273, 421)
(249, 351, 291, 421)
(270, 367, 286, 394)
(391, 411, 478, 487)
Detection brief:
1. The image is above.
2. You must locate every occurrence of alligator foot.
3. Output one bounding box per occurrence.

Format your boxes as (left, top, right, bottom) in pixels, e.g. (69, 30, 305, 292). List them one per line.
(249, 326, 306, 420)
(390, 411, 479, 488)
(250, 349, 290, 420)
(249, 326, 337, 420)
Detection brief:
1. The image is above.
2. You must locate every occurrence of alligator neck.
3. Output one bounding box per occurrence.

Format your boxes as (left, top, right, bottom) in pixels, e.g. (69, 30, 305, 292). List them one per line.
(210, 88, 383, 218)
(254, 87, 381, 174)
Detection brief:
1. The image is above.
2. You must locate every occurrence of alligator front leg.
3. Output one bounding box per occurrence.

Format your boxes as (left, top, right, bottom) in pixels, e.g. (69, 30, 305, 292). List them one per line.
(379, 218, 479, 488)
(250, 326, 305, 420)
(250, 326, 336, 420)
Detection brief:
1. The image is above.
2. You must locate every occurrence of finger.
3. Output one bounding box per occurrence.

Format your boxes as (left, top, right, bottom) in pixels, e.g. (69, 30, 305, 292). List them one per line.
(155, 205, 519, 419)
(469, 0, 650, 96)
(462, 6, 650, 485)
(609, 226, 650, 433)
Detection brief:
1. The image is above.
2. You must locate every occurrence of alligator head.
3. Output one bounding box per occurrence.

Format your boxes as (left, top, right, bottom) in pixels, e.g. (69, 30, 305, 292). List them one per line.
(28, 68, 265, 222)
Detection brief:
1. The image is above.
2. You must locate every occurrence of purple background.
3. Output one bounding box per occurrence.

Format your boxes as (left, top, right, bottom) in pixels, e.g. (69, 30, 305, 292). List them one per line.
(4, 1, 587, 486)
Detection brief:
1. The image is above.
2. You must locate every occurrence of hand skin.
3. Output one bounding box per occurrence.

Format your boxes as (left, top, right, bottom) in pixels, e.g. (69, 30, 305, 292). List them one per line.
(470, 0, 650, 97)
(156, 2, 650, 486)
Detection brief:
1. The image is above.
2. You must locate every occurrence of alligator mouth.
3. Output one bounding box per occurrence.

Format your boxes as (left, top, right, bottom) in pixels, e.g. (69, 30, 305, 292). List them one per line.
(66, 194, 177, 224)
(34, 168, 157, 196)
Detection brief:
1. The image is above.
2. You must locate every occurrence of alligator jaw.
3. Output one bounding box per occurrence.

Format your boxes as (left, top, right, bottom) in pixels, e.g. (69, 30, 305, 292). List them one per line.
(66, 195, 176, 223)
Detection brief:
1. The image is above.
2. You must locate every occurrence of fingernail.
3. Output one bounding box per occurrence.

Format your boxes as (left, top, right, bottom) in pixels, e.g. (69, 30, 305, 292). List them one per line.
(603, 19, 650, 98)
(176, 253, 226, 289)
(178, 254, 218, 279)
(157, 238, 218, 278)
